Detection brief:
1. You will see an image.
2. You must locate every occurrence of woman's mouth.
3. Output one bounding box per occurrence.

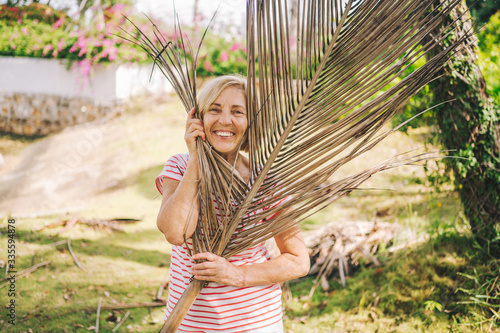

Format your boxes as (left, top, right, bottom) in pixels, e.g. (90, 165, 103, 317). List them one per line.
(214, 130, 235, 138)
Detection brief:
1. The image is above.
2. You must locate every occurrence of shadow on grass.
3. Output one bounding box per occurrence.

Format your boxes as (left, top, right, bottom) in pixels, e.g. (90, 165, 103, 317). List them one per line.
(13, 228, 171, 268)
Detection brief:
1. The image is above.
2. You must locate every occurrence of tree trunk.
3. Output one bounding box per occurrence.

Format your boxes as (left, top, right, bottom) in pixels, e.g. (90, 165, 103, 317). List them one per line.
(425, 0, 500, 255)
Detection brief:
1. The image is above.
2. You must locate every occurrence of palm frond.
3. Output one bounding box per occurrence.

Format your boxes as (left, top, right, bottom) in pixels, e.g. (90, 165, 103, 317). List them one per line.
(125, 0, 470, 331)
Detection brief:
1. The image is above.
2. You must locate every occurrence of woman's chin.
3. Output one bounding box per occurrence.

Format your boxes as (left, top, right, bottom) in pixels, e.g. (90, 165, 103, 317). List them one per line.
(212, 145, 240, 157)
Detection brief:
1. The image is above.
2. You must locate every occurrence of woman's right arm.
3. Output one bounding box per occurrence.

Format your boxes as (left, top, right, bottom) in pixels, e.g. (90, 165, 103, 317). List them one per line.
(156, 107, 205, 245)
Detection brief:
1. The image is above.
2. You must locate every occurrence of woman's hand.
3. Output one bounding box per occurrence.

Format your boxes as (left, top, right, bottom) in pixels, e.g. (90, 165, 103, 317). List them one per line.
(184, 107, 205, 157)
(191, 252, 245, 287)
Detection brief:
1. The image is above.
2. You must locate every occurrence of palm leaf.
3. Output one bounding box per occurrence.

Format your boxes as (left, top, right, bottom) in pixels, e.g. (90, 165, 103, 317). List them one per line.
(124, 0, 469, 331)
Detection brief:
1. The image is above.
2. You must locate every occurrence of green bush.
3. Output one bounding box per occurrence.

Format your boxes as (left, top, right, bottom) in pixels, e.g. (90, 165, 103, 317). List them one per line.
(477, 11, 500, 105)
(0, 3, 149, 73)
(195, 33, 248, 77)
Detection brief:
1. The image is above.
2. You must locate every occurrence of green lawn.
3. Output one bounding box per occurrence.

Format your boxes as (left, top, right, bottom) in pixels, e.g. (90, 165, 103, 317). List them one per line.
(0, 96, 498, 332)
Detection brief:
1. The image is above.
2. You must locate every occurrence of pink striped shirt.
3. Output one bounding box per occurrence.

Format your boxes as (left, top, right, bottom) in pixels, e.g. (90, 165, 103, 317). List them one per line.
(156, 153, 288, 332)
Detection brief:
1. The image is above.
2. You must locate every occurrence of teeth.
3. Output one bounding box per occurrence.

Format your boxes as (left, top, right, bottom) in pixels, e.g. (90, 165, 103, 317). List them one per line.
(215, 131, 234, 137)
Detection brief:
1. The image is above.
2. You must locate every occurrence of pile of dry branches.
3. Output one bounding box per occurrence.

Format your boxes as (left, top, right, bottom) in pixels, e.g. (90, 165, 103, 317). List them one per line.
(306, 221, 397, 291)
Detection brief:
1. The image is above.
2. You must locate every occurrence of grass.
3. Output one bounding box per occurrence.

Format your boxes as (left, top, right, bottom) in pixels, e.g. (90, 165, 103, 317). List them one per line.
(0, 95, 499, 332)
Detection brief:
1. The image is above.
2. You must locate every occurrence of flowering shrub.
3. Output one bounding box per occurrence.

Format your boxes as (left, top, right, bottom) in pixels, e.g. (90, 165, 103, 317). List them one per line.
(195, 33, 248, 77)
(0, 3, 249, 79)
(0, 3, 157, 74)
(0, 3, 67, 25)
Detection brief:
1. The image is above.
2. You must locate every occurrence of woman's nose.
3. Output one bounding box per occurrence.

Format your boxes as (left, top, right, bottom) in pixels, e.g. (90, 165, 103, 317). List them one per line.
(218, 110, 232, 124)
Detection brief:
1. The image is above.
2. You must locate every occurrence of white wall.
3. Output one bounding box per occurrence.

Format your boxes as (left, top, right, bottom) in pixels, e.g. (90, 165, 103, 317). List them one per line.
(115, 63, 174, 99)
(0, 57, 115, 99)
(0, 57, 172, 100)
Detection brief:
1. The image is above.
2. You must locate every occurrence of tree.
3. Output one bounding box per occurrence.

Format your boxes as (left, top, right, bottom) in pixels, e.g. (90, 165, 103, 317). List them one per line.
(465, 0, 500, 25)
(423, 0, 500, 255)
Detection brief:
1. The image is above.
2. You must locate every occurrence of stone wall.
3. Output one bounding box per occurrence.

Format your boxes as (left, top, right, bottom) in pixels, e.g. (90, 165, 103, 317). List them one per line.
(0, 93, 121, 136)
(0, 57, 173, 136)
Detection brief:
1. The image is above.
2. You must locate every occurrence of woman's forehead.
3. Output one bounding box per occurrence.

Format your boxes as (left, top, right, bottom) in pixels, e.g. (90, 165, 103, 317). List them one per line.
(212, 87, 246, 107)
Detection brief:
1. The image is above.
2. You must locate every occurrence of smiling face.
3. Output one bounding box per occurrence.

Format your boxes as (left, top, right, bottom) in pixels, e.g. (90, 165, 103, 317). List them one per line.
(203, 86, 247, 160)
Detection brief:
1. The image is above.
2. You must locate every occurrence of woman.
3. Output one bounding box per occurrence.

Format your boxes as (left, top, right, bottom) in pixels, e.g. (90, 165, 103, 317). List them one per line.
(155, 75, 310, 332)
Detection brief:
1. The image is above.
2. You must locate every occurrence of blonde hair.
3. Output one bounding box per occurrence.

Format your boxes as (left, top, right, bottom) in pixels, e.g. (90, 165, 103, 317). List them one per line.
(197, 74, 248, 151)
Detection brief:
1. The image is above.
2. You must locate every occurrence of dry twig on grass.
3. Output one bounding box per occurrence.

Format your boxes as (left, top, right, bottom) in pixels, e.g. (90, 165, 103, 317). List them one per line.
(32, 217, 142, 233)
(0, 260, 51, 289)
(100, 301, 166, 310)
(155, 273, 170, 302)
(112, 311, 130, 332)
(96, 297, 102, 333)
(67, 239, 84, 270)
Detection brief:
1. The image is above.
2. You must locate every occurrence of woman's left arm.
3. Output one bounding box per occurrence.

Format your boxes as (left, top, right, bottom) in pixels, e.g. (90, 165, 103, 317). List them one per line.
(191, 224, 310, 287)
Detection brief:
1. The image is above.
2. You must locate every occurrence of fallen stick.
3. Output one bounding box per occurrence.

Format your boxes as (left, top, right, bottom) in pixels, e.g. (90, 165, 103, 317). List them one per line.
(156, 273, 170, 300)
(32, 220, 66, 231)
(32, 217, 142, 232)
(109, 218, 142, 224)
(101, 301, 166, 310)
(112, 311, 130, 332)
(45, 240, 67, 247)
(0, 261, 51, 288)
(96, 297, 102, 333)
(58, 217, 78, 234)
(67, 239, 84, 270)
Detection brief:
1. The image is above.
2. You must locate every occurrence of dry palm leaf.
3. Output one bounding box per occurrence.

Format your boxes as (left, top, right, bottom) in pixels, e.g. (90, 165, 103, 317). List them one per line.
(122, 0, 469, 331)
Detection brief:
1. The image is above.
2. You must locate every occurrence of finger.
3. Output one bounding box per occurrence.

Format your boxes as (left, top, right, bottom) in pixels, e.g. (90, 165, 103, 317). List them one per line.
(186, 120, 204, 134)
(187, 107, 196, 119)
(186, 118, 203, 126)
(192, 268, 217, 276)
(192, 252, 217, 262)
(193, 274, 214, 282)
(192, 261, 216, 271)
(187, 123, 204, 133)
(186, 130, 205, 141)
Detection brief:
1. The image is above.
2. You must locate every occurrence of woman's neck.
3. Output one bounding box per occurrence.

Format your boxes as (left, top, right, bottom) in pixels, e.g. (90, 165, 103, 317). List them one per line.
(221, 152, 250, 184)
(220, 151, 239, 166)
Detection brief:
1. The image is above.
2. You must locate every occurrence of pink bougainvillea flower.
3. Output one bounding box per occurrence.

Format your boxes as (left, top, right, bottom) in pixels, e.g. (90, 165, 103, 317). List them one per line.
(52, 49, 59, 58)
(52, 18, 65, 29)
(21, 27, 29, 35)
(78, 47, 88, 57)
(42, 44, 53, 56)
(10, 44, 16, 50)
(57, 38, 65, 51)
(220, 51, 229, 62)
(78, 58, 92, 77)
(76, 35, 87, 48)
(230, 43, 241, 52)
(102, 39, 113, 48)
(113, 4, 126, 13)
(203, 60, 215, 73)
(107, 47, 118, 61)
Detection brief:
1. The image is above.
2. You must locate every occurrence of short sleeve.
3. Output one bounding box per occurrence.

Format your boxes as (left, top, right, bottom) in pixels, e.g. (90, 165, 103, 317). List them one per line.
(263, 193, 293, 221)
(155, 153, 189, 195)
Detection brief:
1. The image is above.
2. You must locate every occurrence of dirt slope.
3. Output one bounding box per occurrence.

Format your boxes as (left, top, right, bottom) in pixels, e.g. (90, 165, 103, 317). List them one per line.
(0, 96, 186, 217)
